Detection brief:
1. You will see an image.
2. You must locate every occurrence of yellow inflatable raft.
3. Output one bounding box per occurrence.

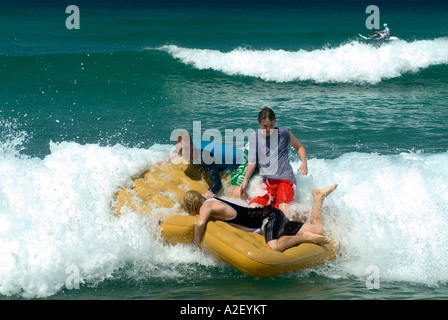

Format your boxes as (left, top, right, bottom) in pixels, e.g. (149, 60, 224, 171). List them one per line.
(114, 161, 338, 277)
(113, 161, 211, 217)
(160, 214, 338, 277)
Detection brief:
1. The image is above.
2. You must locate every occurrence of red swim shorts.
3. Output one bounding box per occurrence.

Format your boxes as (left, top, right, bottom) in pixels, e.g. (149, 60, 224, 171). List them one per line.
(249, 179, 295, 209)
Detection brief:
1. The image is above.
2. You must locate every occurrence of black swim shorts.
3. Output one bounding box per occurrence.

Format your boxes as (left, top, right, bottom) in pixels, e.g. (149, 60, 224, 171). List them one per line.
(262, 208, 304, 242)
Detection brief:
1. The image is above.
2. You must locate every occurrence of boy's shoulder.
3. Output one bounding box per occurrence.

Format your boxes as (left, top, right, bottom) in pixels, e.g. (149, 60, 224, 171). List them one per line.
(278, 126, 290, 135)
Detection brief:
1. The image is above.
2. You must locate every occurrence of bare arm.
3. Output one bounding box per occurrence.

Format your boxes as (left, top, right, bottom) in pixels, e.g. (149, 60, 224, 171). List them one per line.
(240, 162, 257, 197)
(289, 130, 308, 175)
(194, 203, 213, 246)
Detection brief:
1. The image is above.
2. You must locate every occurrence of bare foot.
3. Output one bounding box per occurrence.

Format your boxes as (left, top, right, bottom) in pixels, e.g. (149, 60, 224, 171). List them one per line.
(302, 231, 330, 245)
(312, 184, 338, 200)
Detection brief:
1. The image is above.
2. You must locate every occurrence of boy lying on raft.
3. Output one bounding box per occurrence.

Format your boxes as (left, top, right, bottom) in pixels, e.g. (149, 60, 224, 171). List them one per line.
(181, 184, 337, 252)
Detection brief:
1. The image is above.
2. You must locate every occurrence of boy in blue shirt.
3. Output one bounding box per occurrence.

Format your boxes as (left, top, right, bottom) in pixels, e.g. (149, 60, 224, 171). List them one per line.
(170, 131, 246, 198)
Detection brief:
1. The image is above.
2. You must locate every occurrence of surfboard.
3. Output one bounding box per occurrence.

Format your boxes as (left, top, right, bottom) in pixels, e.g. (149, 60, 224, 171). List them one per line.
(359, 34, 374, 40)
(359, 34, 400, 41)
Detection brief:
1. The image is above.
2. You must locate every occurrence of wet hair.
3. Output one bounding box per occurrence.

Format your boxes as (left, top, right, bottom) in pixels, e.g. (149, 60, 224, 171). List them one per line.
(258, 107, 276, 123)
(181, 190, 206, 215)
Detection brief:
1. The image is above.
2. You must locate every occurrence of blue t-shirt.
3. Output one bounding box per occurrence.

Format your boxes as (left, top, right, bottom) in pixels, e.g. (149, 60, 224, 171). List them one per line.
(191, 139, 244, 193)
(248, 127, 296, 184)
(192, 139, 244, 171)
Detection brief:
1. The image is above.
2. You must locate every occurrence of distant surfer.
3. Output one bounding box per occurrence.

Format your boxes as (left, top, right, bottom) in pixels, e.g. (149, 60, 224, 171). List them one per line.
(369, 23, 390, 40)
(181, 184, 337, 251)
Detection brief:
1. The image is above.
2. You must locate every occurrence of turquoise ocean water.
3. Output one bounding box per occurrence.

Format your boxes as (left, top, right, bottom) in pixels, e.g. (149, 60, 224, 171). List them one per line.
(1, 0, 448, 301)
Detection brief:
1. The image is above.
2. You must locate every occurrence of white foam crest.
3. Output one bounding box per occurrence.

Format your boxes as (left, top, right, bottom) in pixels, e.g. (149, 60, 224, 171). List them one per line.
(0, 140, 215, 298)
(3, 130, 447, 296)
(158, 37, 448, 84)
(291, 151, 448, 285)
(0, 118, 29, 157)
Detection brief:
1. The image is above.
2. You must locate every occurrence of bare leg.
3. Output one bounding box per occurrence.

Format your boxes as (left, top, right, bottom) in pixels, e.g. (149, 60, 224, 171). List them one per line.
(310, 184, 338, 226)
(278, 202, 290, 214)
(267, 231, 329, 252)
(267, 184, 338, 252)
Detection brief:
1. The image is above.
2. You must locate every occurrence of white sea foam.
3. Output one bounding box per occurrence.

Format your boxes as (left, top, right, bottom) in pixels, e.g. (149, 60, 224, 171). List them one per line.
(290, 151, 448, 286)
(157, 37, 448, 84)
(0, 132, 216, 298)
(1, 125, 448, 297)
